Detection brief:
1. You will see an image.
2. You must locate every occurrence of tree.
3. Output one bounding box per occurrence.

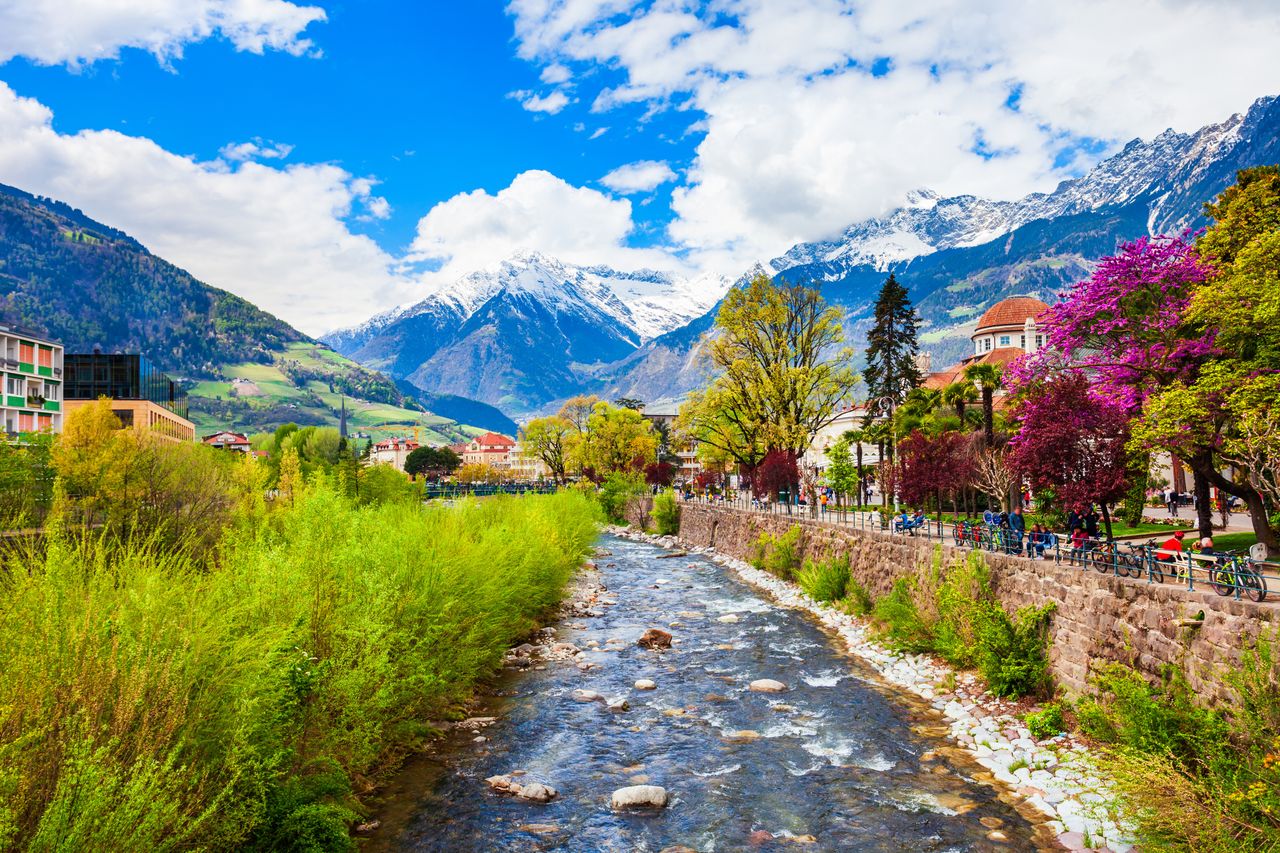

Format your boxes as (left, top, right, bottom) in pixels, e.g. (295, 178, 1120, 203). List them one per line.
(676, 385, 767, 476)
(963, 363, 1004, 448)
(576, 402, 657, 476)
(695, 273, 858, 459)
(863, 273, 922, 425)
(823, 436, 859, 506)
(942, 379, 979, 425)
(519, 416, 575, 484)
(754, 449, 799, 502)
(404, 446, 461, 481)
(455, 462, 502, 485)
(613, 397, 645, 411)
(972, 440, 1017, 512)
(1009, 372, 1130, 538)
(896, 430, 974, 514)
(557, 395, 599, 434)
(277, 447, 305, 508)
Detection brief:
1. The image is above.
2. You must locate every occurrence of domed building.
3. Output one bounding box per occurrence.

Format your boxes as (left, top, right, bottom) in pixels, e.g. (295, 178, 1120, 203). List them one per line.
(923, 295, 1050, 390)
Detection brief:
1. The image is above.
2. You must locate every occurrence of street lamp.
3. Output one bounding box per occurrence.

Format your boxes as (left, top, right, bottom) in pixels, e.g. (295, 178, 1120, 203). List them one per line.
(871, 394, 900, 516)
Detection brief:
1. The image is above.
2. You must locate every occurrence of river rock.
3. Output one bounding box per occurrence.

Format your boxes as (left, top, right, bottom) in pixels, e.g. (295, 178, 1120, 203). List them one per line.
(638, 628, 673, 649)
(572, 689, 604, 703)
(635, 679, 657, 690)
(749, 679, 787, 693)
(723, 729, 761, 741)
(516, 782, 558, 803)
(551, 642, 579, 655)
(520, 823, 560, 835)
(607, 698, 630, 712)
(611, 784, 668, 809)
(717, 614, 740, 623)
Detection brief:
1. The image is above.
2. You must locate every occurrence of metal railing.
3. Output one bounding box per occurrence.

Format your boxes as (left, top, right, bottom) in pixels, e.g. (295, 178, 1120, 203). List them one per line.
(422, 483, 559, 500)
(675, 492, 1277, 604)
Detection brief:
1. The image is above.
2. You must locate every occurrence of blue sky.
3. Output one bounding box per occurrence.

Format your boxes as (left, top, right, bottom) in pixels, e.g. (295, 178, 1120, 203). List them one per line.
(0, 1, 1278, 333)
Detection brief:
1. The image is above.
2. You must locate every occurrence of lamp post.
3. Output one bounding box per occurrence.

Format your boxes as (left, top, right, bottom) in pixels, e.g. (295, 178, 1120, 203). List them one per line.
(872, 394, 900, 516)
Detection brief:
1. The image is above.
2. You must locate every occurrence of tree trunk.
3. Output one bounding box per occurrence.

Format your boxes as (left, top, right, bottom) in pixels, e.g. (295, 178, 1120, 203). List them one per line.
(855, 442, 863, 506)
(1193, 466, 1213, 541)
(1187, 450, 1278, 555)
(983, 390, 995, 448)
(1100, 501, 1114, 540)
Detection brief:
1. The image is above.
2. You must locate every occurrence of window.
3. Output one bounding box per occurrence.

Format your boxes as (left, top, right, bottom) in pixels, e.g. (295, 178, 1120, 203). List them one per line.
(998, 335, 1011, 347)
(43, 383, 59, 401)
(18, 342, 34, 364)
(1036, 335, 1043, 347)
(984, 338, 993, 352)
(5, 376, 20, 396)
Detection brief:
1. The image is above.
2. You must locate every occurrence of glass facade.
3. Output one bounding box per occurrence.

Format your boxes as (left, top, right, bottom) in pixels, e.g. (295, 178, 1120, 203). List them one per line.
(64, 354, 188, 419)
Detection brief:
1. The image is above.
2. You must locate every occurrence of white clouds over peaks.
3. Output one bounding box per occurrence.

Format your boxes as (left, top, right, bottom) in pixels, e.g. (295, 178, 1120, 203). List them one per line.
(408, 169, 682, 285)
(600, 160, 676, 194)
(0, 82, 405, 335)
(0, 0, 326, 66)
(506, 0, 1280, 271)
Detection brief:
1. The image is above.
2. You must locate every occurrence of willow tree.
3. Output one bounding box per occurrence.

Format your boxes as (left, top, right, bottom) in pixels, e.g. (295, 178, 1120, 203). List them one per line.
(679, 274, 858, 499)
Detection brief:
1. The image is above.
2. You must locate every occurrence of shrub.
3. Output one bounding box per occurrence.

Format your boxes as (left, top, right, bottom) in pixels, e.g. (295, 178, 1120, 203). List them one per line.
(652, 489, 680, 536)
(0, 486, 601, 849)
(764, 525, 804, 581)
(872, 578, 935, 654)
(1025, 702, 1066, 740)
(933, 550, 989, 668)
(797, 555, 850, 603)
(973, 601, 1056, 699)
(597, 471, 645, 524)
(842, 577, 874, 616)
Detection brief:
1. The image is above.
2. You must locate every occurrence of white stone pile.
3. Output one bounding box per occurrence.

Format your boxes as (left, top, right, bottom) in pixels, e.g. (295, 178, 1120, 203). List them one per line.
(609, 525, 1133, 853)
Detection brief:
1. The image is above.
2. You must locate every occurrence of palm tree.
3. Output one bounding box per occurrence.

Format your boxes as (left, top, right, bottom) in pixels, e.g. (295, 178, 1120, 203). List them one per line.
(963, 363, 1004, 448)
(941, 379, 978, 424)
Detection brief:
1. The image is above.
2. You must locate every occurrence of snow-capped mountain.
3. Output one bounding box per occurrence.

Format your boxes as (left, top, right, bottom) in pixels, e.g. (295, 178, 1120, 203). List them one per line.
(323, 251, 727, 413)
(605, 94, 1280, 403)
(770, 96, 1269, 278)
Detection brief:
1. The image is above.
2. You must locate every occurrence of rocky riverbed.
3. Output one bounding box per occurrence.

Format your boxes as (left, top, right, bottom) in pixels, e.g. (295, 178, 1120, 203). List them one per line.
(612, 527, 1134, 853)
(366, 532, 1084, 851)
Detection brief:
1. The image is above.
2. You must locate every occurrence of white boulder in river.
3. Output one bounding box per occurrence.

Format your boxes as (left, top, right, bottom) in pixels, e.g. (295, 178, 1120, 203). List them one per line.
(634, 679, 657, 690)
(611, 785, 668, 809)
(749, 679, 787, 693)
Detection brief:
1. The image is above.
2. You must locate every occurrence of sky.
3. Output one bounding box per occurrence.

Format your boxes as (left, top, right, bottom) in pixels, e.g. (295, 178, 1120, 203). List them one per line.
(1, 1, 1279, 335)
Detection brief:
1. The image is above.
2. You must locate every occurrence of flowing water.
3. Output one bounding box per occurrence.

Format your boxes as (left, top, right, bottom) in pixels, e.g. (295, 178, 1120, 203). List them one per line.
(370, 534, 1053, 851)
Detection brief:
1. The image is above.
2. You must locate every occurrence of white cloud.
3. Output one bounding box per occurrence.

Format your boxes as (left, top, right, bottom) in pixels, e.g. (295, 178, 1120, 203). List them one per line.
(0, 0, 326, 67)
(408, 169, 682, 283)
(540, 62, 572, 84)
(510, 89, 572, 114)
(589, 126, 609, 139)
(600, 159, 676, 194)
(0, 82, 408, 336)
(507, 0, 1280, 273)
(219, 138, 294, 161)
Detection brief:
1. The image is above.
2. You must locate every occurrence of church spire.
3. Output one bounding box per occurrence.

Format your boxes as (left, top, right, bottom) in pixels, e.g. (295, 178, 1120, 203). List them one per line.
(339, 395, 348, 438)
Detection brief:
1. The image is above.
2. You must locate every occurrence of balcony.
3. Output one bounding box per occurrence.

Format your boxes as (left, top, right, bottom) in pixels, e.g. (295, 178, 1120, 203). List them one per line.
(25, 395, 45, 409)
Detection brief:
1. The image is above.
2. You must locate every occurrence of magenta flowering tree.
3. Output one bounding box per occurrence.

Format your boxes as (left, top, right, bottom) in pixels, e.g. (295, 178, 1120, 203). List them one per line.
(1009, 234, 1216, 412)
(1008, 372, 1130, 538)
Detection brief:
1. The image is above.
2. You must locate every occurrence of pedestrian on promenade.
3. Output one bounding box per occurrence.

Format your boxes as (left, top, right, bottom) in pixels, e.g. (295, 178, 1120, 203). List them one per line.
(1084, 506, 1100, 541)
(1008, 506, 1026, 554)
(1167, 488, 1179, 517)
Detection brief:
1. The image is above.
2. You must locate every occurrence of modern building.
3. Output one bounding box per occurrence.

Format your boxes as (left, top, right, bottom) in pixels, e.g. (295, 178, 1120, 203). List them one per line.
(0, 322, 64, 436)
(63, 353, 195, 442)
(462, 432, 516, 469)
(923, 296, 1051, 392)
(640, 402, 702, 482)
(203, 431, 252, 452)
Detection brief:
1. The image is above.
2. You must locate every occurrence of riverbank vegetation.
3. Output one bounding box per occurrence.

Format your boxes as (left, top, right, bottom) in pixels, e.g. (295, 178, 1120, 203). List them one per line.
(0, 405, 600, 851)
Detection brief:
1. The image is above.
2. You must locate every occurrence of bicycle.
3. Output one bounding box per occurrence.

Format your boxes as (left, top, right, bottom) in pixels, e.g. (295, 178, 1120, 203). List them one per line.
(1208, 550, 1267, 602)
(1089, 540, 1141, 576)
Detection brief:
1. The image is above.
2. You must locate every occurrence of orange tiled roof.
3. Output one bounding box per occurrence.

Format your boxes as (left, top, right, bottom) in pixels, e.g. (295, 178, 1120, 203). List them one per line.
(923, 347, 1028, 390)
(974, 296, 1050, 332)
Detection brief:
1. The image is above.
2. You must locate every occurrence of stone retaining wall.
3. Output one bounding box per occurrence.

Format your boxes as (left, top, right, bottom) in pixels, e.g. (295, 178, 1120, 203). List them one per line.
(676, 503, 1279, 703)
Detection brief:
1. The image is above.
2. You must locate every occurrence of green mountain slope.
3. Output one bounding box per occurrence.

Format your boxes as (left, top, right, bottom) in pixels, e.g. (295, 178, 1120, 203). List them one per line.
(0, 182, 485, 441)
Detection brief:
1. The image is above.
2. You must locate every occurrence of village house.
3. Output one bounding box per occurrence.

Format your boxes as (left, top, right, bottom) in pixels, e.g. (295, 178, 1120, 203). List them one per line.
(370, 437, 419, 471)
(463, 432, 515, 470)
(202, 430, 252, 452)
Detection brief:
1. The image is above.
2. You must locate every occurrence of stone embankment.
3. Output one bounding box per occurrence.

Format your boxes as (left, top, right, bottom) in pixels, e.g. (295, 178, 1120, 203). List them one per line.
(612, 525, 1133, 852)
(676, 504, 1278, 703)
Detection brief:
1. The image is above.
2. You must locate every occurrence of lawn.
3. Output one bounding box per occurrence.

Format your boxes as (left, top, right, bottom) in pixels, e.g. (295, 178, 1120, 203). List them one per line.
(1211, 531, 1259, 553)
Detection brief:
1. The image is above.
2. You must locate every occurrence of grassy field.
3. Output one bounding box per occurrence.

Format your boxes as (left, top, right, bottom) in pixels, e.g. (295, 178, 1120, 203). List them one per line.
(184, 342, 491, 442)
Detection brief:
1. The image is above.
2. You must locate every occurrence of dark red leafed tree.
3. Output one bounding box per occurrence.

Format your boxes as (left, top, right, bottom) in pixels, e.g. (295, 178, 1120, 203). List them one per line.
(1008, 372, 1130, 538)
(896, 430, 974, 512)
(753, 449, 800, 500)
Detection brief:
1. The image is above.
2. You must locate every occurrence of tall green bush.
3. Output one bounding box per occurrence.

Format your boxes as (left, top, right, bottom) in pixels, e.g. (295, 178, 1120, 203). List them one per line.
(597, 471, 645, 524)
(759, 525, 804, 581)
(0, 486, 600, 850)
(797, 554, 850, 602)
(652, 489, 680, 535)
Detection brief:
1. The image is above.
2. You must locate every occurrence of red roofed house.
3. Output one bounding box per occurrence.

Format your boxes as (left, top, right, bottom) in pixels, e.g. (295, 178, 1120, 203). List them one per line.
(202, 431, 252, 452)
(463, 432, 515, 470)
(371, 437, 419, 471)
(922, 296, 1050, 395)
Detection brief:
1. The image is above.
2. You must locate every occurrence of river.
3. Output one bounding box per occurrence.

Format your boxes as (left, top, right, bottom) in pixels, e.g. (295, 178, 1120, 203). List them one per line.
(367, 533, 1053, 851)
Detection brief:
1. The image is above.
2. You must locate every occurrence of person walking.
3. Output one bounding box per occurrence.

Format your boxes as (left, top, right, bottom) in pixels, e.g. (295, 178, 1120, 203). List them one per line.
(1008, 506, 1026, 555)
(1167, 488, 1179, 517)
(1084, 506, 1100, 541)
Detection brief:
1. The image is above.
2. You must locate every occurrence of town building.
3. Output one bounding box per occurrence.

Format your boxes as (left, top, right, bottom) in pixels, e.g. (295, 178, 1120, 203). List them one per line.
(507, 441, 550, 480)
(0, 322, 64, 436)
(202, 431, 252, 452)
(640, 402, 702, 482)
(63, 353, 195, 442)
(370, 437, 420, 470)
(463, 432, 516, 469)
(922, 295, 1051, 392)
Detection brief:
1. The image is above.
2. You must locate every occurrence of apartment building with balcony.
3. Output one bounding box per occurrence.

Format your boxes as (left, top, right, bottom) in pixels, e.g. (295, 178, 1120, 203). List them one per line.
(0, 322, 64, 436)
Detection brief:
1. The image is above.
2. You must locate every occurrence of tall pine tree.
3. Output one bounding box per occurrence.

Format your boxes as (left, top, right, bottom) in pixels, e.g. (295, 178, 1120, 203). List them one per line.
(863, 273, 922, 425)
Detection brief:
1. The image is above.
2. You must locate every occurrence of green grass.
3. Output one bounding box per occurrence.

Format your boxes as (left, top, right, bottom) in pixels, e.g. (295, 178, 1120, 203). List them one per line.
(1210, 531, 1259, 552)
(0, 486, 601, 850)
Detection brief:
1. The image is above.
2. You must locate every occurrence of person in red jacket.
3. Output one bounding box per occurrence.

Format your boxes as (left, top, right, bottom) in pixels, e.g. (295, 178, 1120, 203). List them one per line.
(1157, 529, 1186, 562)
